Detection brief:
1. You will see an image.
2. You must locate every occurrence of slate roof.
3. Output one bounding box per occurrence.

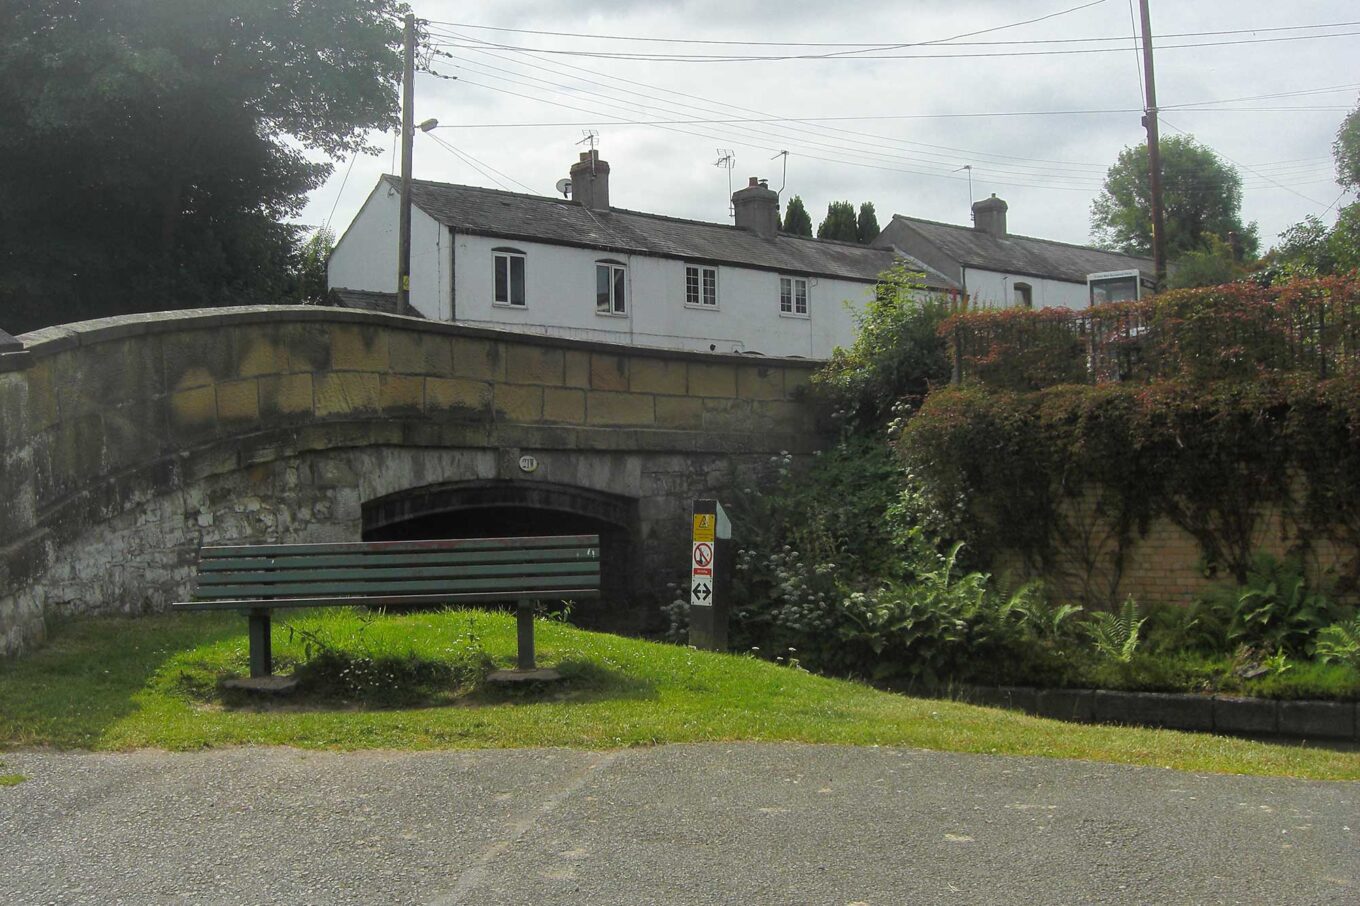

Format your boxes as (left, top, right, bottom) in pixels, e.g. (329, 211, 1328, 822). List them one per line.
(329, 288, 404, 315)
(398, 176, 951, 288)
(890, 214, 1154, 284)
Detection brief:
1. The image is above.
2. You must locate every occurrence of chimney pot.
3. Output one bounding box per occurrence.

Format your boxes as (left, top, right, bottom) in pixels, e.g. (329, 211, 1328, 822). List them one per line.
(568, 150, 611, 211)
(748, 176, 759, 187)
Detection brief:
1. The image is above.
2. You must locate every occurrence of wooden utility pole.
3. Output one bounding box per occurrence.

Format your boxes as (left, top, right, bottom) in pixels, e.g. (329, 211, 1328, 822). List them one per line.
(1138, 0, 1167, 289)
(396, 12, 416, 315)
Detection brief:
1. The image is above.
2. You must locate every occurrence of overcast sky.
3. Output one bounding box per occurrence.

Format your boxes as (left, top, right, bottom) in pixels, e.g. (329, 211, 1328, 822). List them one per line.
(298, 0, 1359, 250)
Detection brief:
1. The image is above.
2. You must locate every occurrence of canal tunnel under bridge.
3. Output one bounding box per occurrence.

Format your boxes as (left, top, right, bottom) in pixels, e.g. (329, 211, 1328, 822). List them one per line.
(361, 480, 639, 631)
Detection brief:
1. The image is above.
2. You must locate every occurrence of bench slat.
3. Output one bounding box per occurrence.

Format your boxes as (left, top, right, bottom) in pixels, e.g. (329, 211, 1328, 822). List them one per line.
(173, 589, 601, 612)
(196, 561, 600, 586)
(196, 547, 598, 572)
(200, 534, 599, 558)
(193, 572, 600, 599)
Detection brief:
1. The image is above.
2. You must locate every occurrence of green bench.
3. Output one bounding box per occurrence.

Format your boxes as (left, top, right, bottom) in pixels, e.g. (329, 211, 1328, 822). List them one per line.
(172, 534, 601, 678)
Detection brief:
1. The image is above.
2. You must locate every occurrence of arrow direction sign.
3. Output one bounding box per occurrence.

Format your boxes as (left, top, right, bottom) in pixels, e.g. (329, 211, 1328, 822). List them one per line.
(691, 577, 713, 605)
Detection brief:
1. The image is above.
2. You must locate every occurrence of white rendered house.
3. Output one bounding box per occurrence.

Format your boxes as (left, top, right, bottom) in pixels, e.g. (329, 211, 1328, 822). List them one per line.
(327, 151, 955, 359)
(872, 195, 1154, 310)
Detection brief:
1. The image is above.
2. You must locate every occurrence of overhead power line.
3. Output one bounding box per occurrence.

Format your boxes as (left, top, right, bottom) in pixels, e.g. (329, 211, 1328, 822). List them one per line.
(423, 64, 1335, 194)
(421, 18, 1360, 49)
(423, 33, 1356, 182)
(423, 27, 1360, 63)
(423, 132, 540, 194)
(426, 0, 1113, 56)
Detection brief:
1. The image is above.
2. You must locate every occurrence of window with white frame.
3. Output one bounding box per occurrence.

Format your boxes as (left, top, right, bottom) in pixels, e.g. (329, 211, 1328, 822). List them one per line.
(492, 248, 526, 307)
(685, 264, 717, 307)
(779, 276, 809, 316)
(596, 260, 627, 315)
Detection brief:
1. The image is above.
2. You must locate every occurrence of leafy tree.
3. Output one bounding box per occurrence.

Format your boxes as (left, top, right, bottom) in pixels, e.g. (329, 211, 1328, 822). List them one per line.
(0, 0, 404, 334)
(1090, 135, 1259, 261)
(781, 195, 813, 236)
(857, 202, 881, 244)
(1268, 98, 1360, 278)
(291, 228, 336, 304)
(817, 201, 860, 242)
(1167, 236, 1252, 289)
(1270, 208, 1360, 278)
(1335, 97, 1360, 191)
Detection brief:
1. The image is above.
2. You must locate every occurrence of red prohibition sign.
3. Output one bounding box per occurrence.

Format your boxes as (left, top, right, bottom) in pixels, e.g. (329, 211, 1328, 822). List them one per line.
(692, 542, 714, 568)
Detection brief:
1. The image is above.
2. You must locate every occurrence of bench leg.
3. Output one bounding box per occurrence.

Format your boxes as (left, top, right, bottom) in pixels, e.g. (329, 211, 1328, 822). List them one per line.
(248, 609, 273, 678)
(516, 599, 536, 670)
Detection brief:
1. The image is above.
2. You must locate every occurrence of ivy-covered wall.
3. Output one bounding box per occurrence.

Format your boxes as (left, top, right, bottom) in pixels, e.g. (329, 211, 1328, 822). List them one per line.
(901, 275, 1360, 607)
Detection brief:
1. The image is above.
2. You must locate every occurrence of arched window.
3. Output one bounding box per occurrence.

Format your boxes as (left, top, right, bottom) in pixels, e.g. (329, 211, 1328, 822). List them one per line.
(1013, 282, 1033, 309)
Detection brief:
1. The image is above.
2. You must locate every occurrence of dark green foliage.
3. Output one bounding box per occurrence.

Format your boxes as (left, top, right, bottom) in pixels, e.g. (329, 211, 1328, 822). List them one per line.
(1334, 96, 1360, 192)
(290, 228, 335, 305)
(1168, 236, 1252, 289)
(899, 377, 1360, 591)
(1270, 208, 1360, 278)
(856, 202, 880, 244)
(813, 264, 953, 426)
(721, 264, 1360, 701)
(816, 201, 859, 242)
(0, 0, 404, 333)
(1195, 555, 1352, 658)
(1090, 135, 1259, 261)
(781, 195, 813, 237)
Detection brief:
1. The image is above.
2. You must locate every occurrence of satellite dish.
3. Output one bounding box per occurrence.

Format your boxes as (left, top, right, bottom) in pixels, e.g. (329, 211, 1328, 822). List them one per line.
(555, 178, 572, 198)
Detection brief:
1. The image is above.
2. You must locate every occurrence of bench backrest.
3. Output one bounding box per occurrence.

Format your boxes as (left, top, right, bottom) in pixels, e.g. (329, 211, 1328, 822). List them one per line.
(192, 534, 601, 605)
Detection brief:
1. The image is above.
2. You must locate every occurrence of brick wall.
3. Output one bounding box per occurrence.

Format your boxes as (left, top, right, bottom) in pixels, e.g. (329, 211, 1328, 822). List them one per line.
(994, 492, 1355, 607)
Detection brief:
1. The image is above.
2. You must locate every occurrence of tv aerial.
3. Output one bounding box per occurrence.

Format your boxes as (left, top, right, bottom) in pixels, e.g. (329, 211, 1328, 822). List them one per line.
(714, 149, 735, 216)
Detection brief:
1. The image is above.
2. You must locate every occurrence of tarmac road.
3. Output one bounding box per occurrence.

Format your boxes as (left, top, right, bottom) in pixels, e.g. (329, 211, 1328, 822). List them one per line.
(1, 743, 1355, 905)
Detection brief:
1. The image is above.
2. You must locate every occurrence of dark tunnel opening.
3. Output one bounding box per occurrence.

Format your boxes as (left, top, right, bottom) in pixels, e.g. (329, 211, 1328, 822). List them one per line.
(361, 481, 640, 632)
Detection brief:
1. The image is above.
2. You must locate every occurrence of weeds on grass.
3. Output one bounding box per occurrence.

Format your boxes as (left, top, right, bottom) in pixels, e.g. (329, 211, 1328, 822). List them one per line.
(282, 610, 496, 706)
(0, 761, 25, 786)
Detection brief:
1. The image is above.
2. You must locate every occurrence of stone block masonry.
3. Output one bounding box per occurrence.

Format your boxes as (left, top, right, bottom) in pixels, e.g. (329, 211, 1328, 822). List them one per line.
(0, 307, 829, 657)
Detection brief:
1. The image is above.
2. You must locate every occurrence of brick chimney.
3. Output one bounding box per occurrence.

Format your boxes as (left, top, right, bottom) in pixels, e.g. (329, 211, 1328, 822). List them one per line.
(569, 150, 610, 211)
(972, 194, 1008, 237)
(732, 177, 780, 238)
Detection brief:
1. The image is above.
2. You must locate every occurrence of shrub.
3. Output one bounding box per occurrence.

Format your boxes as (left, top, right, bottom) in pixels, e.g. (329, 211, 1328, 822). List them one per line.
(1197, 554, 1351, 657)
(813, 263, 953, 426)
(941, 273, 1360, 390)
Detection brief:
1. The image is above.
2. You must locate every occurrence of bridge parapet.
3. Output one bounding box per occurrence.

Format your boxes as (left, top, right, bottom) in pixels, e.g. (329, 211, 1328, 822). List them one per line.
(0, 307, 827, 655)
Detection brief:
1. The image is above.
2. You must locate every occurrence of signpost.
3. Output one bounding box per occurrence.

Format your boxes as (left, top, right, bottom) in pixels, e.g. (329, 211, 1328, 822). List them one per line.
(688, 499, 732, 651)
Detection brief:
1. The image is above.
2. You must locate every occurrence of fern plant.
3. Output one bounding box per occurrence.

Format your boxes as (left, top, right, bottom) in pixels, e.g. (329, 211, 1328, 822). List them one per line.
(1083, 597, 1145, 663)
(1217, 555, 1345, 657)
(1315, 616, 1360, 667)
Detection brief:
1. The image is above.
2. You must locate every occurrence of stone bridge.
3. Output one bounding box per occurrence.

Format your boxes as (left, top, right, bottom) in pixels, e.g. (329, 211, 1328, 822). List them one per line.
(0, 307, 826, 656)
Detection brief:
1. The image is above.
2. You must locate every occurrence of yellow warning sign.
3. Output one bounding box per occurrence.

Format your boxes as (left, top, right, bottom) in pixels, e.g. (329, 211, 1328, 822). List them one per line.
(692, 514, 715, 543)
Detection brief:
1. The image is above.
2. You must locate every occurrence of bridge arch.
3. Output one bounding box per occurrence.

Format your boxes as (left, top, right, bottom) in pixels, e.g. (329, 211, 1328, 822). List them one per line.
(363, 479, 639, 629)
(0, 305, 826, 656)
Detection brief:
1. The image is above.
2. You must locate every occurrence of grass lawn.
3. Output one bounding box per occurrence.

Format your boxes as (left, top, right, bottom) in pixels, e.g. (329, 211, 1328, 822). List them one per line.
(1, 608, 1357, 781)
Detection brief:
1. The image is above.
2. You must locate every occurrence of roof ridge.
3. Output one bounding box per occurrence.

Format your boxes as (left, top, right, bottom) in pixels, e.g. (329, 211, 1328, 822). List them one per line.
(401, 174, 892, 255)
(891, 213, 1152, 262)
